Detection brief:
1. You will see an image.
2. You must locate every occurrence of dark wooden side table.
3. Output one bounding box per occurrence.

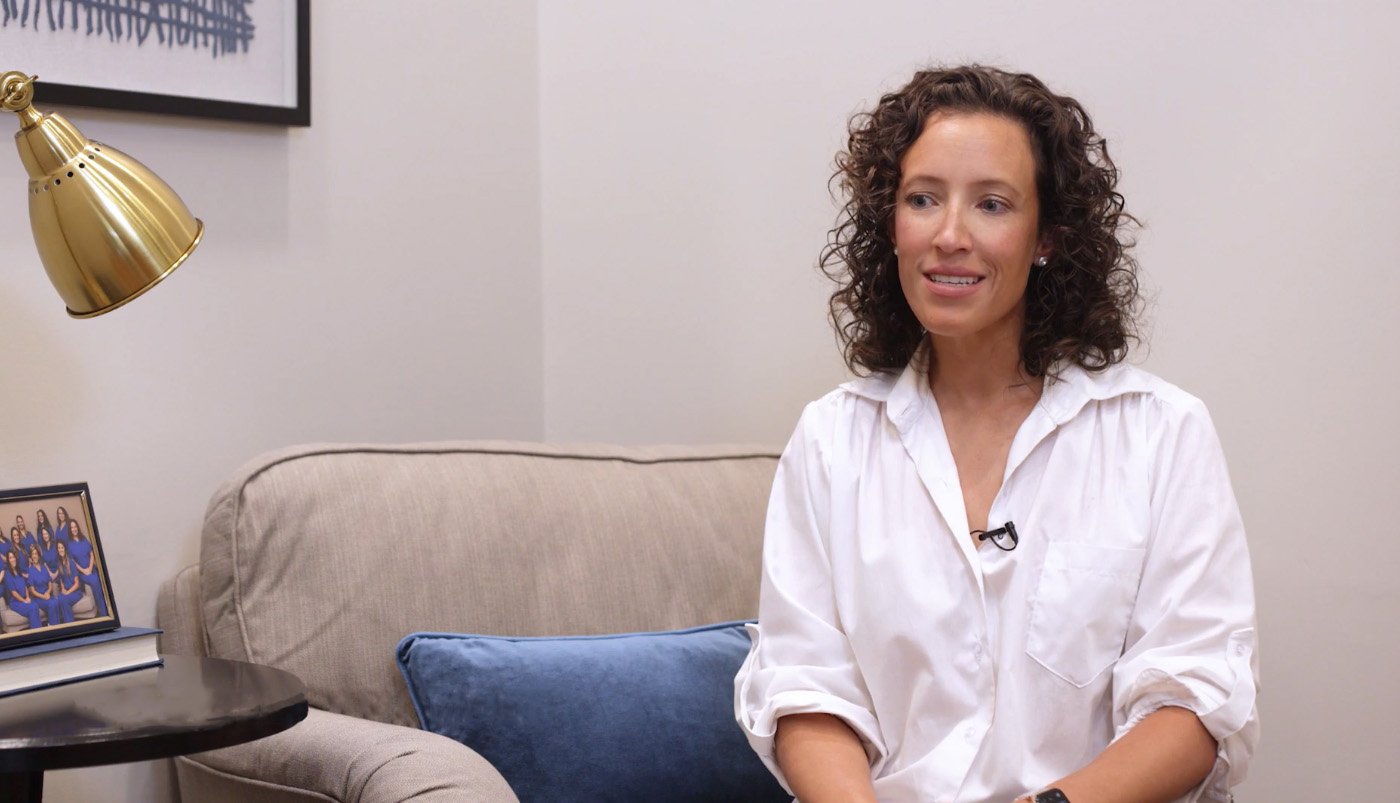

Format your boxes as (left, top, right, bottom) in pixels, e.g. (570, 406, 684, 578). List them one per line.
(0, 654, 308, 802)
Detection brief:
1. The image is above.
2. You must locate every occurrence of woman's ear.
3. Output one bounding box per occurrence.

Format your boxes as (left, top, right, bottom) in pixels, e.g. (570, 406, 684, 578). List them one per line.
(1034, 231, 1056, 265)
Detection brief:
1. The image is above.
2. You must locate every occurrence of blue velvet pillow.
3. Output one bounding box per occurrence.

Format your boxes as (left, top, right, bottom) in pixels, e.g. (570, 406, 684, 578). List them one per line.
(396, 621, 789, 803)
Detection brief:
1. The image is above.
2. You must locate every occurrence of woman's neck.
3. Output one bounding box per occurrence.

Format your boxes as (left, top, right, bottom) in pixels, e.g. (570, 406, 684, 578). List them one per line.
(928, 330, 1040, 410)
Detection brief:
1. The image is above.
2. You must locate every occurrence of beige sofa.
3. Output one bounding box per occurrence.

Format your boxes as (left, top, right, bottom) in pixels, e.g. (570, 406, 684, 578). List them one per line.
(157, 441, 779, 802)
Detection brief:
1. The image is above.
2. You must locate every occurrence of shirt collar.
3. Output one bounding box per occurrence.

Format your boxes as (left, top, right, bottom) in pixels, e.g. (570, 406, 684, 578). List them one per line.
(840, 342, 1156, 428)
(1037, 359, 1158, 424)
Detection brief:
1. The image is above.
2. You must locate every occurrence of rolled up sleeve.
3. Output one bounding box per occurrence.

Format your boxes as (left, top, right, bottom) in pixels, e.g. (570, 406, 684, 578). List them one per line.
(1112, 400, 1260, 802)
(734, 403, 886, 792)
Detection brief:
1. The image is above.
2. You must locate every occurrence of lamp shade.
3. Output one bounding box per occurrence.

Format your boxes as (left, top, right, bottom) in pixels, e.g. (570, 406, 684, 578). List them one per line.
(3, 71, 202, 318)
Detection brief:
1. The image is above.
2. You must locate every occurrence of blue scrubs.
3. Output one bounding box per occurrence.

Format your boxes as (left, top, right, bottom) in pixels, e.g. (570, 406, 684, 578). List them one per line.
(3, 571, 41, 629)
(68, 539, 108, 618)
(39, 541, 58, 573)
(25, 564, 60, 626)
(53, 566, 84, 623)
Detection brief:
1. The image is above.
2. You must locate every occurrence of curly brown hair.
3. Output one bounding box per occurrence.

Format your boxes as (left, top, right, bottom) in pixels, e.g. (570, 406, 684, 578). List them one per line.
(821, 64, 1140, 377)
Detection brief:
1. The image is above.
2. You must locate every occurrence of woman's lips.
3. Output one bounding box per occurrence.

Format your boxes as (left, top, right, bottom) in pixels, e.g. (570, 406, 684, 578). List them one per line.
(923, 272, 984, 297)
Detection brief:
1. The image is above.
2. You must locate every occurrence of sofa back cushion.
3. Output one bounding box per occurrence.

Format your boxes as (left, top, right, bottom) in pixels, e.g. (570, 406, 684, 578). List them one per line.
(198, 442, 779, 726)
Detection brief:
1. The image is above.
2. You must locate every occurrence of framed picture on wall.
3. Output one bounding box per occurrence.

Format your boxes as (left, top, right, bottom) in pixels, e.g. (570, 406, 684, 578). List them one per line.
(0, 0, 310, 126)
(0, 483, 119, 651)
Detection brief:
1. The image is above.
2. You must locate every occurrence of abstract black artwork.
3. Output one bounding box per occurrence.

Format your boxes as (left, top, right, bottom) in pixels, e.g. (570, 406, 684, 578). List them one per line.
(0, 0, 308, 125)
(2, 1, 256, 58)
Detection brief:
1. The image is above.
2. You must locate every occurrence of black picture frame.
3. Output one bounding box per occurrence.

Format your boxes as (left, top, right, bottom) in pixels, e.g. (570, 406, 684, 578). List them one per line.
(23, 0, 310, 126)
(0, 483, 120, 651)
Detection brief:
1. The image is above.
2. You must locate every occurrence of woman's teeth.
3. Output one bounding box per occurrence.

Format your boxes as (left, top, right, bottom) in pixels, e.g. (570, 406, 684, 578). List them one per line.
(930, 275, 980, 286)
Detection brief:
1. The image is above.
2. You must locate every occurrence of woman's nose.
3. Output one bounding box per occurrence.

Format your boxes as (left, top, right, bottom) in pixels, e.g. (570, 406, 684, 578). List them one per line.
(932, 208, 971, 253)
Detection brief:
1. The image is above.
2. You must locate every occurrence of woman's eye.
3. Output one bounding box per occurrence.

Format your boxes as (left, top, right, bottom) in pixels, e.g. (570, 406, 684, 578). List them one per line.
(907, 193, 935, 209)
(978, 198, 1009, 213)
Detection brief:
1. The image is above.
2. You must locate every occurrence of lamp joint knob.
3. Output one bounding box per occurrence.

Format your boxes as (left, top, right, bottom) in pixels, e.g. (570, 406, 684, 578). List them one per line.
(1, 71, 38, 113)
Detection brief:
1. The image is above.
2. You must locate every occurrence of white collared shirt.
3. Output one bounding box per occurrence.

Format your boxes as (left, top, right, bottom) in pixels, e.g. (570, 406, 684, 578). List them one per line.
(735, 357, 1259, 802)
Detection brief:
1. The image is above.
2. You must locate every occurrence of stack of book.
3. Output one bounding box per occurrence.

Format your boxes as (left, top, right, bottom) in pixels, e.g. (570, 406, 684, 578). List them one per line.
(0, 626, 161, 697)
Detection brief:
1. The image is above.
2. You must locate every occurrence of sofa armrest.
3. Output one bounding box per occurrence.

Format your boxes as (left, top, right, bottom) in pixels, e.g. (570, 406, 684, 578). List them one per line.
(157, 564, 208, 657)
(175, 707, 519, 803)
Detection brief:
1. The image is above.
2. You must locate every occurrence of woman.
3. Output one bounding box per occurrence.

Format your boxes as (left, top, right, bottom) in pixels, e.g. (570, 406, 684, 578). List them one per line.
(54, 506, 71, 543)
(2, 550, 41, 629)
(6, 528, 28, 572)
(37, 524, 59, 573)
(735, 66, 1258, 803)
(25, 544, 60, 627)
(0, 526, 13, 568)
(51, 540, 84, 623)
(65, 520, 108, 618)
(16, 517, 36, 556)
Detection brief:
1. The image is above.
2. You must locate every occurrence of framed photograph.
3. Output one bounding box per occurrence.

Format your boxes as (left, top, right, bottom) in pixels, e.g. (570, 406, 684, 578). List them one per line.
(0, 484, 119, 651)
(0, 0, 310, 126)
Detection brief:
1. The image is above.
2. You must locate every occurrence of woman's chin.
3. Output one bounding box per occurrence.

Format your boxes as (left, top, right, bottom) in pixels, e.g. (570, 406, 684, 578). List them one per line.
(919, 320, 980, 341)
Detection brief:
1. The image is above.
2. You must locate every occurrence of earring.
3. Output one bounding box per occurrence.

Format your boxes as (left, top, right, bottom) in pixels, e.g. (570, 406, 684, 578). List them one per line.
(893, 247, 899, 256)
(1034, 256, 1049, 267)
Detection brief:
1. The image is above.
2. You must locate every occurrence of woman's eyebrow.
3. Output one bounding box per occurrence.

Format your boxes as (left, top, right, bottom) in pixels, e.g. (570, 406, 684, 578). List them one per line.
(900, 174, 1026, 199)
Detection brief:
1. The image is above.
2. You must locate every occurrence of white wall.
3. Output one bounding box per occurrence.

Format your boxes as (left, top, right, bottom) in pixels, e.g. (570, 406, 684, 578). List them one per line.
(0, 3, 542, 800)
(539, 2, 1400, 800)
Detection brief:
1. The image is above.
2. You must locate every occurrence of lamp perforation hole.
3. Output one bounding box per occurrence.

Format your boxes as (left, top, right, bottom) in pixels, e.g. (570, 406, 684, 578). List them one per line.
(67, 171, 74, 177)
(54, 179, 61, 185)
(79, 163, 85, 169)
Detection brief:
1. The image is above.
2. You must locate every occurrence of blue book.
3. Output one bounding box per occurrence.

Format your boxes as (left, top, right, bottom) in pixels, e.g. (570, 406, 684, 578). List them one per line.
(0, 626, 162, 697)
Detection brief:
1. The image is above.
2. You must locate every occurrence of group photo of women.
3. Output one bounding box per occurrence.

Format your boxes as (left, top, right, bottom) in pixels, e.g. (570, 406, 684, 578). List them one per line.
(0, 501, 110, 634)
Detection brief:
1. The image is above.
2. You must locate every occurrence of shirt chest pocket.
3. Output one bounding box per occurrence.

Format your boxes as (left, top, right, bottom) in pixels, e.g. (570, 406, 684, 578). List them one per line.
(1025, 541, 1146, 687)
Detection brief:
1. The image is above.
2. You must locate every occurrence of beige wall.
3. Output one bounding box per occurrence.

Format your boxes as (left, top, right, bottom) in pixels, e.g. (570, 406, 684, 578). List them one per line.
(0, 3, 542, 800)
(540, 2, 1400, 800)
(2, 2, 1395, 800)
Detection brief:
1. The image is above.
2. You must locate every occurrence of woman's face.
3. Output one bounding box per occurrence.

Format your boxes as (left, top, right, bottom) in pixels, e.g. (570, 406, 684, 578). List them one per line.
(36, 510, 48, 525)
(27, 546, 39, 563)
(6, 552, 16, 570)
(894, 112, 1048, 348)
(57, 542, 68, 560)
(71, 522, 82, 539)
(56, 507, 67, 524)
(8, 530, 18, 546)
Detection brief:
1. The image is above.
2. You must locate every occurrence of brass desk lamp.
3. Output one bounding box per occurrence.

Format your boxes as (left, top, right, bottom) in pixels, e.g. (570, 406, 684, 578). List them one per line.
(1, 71, 202, 318)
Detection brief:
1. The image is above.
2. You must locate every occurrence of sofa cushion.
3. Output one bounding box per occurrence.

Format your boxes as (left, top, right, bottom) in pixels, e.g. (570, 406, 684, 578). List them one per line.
(396, 621, 788, 803)
(197, 442, 778, 727)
